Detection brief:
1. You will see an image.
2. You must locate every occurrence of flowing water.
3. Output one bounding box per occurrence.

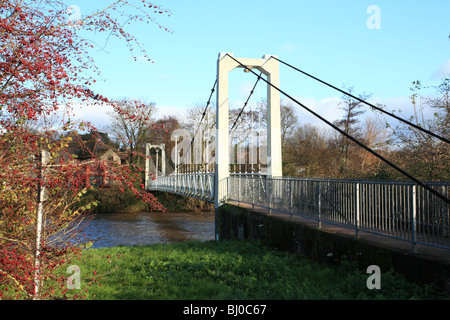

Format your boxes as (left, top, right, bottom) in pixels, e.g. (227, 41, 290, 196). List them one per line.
(81, 211, 215, 248)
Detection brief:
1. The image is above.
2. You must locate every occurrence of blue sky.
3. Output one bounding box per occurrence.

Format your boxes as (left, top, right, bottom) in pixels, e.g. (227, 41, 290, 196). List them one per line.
(69, 0, 450, 129)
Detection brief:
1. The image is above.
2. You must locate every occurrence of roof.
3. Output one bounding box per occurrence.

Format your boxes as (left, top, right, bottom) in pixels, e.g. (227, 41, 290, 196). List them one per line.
(66, 138, 126, 161)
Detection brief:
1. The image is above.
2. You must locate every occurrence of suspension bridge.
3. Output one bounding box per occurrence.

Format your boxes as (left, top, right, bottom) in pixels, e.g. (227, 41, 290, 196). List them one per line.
(145, 52, 450, 254)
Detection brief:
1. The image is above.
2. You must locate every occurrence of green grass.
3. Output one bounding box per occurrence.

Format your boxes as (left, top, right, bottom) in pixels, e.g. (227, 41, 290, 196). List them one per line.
(65, 240, 449, 300)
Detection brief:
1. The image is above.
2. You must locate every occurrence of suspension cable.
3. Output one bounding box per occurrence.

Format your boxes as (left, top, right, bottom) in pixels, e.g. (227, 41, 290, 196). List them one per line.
(270, 56, 450, 145)
(230, 72, 263, 131)
(230, 72, 263, 174)
(225, 53, 450, 204)
(176, 77, 217, 171)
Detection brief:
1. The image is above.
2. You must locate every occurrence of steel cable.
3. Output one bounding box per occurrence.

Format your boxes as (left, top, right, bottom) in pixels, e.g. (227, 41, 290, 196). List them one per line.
(176, 78, 217, 171)
(225, 53, 449, 204)
(230, 72, 263, 131)
(270, 56, 450, 145)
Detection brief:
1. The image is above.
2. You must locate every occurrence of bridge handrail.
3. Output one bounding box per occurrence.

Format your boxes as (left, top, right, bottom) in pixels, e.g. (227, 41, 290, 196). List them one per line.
(231, 173, 450, 185)
(227, 175, 450, 251)
(257, 175, 449, 185)
(147, 172, 216, 202)
(148, 172, 450, 251)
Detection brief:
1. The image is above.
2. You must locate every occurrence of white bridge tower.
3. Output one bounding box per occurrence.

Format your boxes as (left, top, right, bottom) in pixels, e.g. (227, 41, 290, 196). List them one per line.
(214, 52, 282, 239)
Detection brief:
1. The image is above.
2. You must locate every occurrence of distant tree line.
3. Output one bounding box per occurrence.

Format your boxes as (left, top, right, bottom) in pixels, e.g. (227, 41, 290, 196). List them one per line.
(105, 76, 449, 182)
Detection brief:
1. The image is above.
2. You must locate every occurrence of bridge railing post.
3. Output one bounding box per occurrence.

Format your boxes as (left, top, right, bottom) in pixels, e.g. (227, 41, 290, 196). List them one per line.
(268, 178, 272, 215)
(411, 185, 417, 253)
(317, 182, 322, 229)
(289, 179, 293, 219)
(237, 175, 240, 204)
(252, 176, 255, 210)
(356, 183, 360, 239)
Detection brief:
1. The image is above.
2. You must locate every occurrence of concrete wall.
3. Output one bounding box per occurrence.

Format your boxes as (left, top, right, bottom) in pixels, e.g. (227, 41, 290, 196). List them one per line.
(218, 203, 450, 292)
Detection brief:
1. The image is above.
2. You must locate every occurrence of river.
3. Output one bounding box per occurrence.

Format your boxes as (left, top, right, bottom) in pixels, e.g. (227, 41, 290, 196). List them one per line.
(81, 211, 215, 248)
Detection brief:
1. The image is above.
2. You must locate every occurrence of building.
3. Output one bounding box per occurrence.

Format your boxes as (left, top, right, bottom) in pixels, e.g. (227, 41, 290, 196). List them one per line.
(66, 133, 128, 187)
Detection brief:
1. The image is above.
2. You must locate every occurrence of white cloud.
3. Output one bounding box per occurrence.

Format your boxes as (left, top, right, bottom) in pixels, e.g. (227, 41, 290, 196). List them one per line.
(43, 101, 114, 131)
(431, 60, 450, 80)
(67, 102, 188, 129)
(66, 102, 115, 129)
(368, 96, 411, 114)
(288, 95, 419, 132)
(65, 95, 417, 137)
(154, 105, 188, 120)
(368, 95, 442, 126)
(288, 96, 343, 129)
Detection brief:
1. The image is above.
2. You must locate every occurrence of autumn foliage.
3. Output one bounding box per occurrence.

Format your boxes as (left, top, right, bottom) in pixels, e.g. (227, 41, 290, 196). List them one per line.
(0, 0, 170, 299)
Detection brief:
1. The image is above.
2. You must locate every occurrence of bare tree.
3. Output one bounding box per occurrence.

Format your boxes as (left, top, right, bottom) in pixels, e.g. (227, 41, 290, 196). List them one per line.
(359, 116, 388, 174)
(107, 98, 156, 165)
(283, 123, 332, 177)
(387, 77, 450, 180)
(332, 86, 371, 173)
(152, 115, 180, 171)
(258, 98, 298, 146)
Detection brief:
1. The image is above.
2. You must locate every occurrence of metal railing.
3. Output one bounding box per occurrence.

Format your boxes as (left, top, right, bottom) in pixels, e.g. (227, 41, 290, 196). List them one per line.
(227, 175, 450, 251)
(147, 173, 215, 202)
(147, 172, 450, 251)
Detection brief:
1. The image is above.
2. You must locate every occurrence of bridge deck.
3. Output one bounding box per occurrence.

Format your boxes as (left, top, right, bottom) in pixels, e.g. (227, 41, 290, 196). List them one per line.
(228, 200, 450, 264)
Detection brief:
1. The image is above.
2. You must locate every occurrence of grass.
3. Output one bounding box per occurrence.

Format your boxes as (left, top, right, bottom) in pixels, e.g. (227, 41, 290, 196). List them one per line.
(65, 239, 449, 300)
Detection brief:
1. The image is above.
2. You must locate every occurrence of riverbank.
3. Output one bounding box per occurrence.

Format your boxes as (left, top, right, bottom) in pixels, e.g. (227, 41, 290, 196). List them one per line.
(65, 240, 449, 300)
(151, 191, 214, 213)
(82, 186, 213, 214)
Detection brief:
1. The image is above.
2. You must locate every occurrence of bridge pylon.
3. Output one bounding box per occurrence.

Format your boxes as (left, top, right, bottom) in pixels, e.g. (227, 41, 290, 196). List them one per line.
(215, 52, 282, 239)
(145, 143, 166, 190)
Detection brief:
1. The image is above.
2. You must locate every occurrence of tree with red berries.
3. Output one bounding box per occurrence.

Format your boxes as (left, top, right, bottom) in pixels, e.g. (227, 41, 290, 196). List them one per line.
(0, 0, 170, 299)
